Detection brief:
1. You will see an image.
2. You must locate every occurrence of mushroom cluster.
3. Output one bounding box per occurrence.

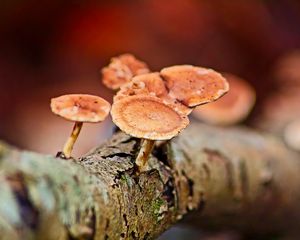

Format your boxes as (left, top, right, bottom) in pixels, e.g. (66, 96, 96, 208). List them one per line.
(103, 56, 229, 172)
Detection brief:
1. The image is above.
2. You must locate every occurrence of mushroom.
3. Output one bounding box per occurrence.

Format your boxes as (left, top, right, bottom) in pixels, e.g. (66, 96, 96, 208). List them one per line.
(160, 65, 229, 107)
(50, 94, 111, 158)
(115, 72, 192, 115)
(283, 119, 300, 151)
(192, 73, 256, 125)
(274, 50, 300, 89)
(110, 65, 229, 171)
(102, 53, 150, 90)
(111, 95, 189, 171)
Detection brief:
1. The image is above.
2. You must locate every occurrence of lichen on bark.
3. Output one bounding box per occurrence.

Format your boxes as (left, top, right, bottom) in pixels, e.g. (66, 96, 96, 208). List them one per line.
(0, 123, 300, 239)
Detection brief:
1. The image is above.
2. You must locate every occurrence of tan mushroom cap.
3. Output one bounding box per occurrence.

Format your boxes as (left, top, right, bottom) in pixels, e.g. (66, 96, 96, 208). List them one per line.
(115, 72, 192, 115)
(51, 94, 111, 122)
(114, 72, 167, 101)
(284, 119, 300, 151)
(192, 73, 256, 125)
(160, 65, 229, 107)
(111, 95, 189, 140)
(102, 53, 150, 90)
(274, 50, 300, 86)
(161, 94, 193, 116)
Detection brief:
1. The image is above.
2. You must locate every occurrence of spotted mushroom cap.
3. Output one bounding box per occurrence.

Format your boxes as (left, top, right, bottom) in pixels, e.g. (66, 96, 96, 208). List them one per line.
(160, 65, 229, 107)
(111, 95, 189, 140)
(192, 73, 256, 125)
(51, 94, 111, 122)
(102, 53, 150, 90)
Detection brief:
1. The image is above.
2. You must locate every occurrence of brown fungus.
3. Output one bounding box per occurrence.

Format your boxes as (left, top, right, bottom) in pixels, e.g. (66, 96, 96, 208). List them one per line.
(283, 119, 300, 152)
(51, 94, 111, 158)
(109, 61, 229, 171)
(111, 95, 189, 171)
(192, 73, 256, 125)
(160, 65, 229, 107)
(102, 53, 150, 90)
(114, 72, 192, 115)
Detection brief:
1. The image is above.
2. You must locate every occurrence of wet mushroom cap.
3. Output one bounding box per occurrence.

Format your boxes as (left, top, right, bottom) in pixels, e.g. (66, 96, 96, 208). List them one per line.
(102, 53, 150, 90)
(51, 94, 111, 122)
(160, 65, 229, 107)
(192, 74, 255, 125)
(111, 95, 189, 140)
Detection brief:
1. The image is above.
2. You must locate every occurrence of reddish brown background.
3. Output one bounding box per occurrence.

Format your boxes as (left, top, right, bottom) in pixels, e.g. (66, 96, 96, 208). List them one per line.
(1, 0, 300, 156)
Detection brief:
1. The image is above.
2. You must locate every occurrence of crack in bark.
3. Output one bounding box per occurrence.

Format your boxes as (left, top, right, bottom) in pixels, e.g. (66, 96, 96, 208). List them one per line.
(202, 163, 211, 180)
(152, 142, 173, 168)
(102, 153, 134, 159)
(162, 179, 176, 208)
(181, 170, 194, 198)
(7, 173, 39, 230)
(238, 159, 249, 199)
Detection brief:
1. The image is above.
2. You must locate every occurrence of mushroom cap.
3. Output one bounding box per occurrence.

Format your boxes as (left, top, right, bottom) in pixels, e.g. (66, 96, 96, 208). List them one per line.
(192, 73, 256, 125)
(115, 72, 192, 115)
(114, 72, 168, 101)
(51, 94, 111, 122)
(102, 53, 149, 90)
(161, 94, 193, 116)
(274, 50, 300, 87)
(284, 119, 300, 151)
(111, 95, 189, 140)
(160, 65, 229, 107)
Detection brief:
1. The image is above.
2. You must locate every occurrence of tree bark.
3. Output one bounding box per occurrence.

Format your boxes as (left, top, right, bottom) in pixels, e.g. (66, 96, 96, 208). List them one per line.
(0, 123, 300, 240)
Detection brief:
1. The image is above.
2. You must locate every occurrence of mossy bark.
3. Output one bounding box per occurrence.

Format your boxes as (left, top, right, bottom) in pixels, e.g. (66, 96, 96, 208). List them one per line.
(0, 123, 300, 240)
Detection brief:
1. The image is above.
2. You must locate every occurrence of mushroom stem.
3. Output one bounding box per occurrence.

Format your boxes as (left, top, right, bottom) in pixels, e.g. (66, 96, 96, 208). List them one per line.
(135, 139, 155, 171)
(62, 121, 83, 158)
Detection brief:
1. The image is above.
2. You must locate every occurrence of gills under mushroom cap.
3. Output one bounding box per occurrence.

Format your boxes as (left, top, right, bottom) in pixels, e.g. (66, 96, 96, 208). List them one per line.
(111, 95, 189, 140)
(51, 94, 111, 122)
(160, 65, 229, 107)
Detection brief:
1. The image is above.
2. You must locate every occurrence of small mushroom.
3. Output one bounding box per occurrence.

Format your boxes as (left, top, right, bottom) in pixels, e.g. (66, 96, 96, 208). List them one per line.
(102, 53, 150, 90)
(51, 94, 111, 158)
(160, 65, 229, 107)
(111, 95, 189, 171)
(192, 73, 256, 125)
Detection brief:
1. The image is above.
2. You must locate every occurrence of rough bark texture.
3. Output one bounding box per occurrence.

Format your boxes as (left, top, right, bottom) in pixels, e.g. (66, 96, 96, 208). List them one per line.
(0, 123, 300, 240)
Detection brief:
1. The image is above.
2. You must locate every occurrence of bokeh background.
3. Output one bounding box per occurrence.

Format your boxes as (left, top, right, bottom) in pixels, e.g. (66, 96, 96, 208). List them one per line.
(1, 0, 300, 155)
(1, 0, 300, 238)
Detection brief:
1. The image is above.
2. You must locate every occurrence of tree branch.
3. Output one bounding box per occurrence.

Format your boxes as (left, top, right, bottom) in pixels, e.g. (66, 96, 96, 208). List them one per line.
(0, 123, 300, 239)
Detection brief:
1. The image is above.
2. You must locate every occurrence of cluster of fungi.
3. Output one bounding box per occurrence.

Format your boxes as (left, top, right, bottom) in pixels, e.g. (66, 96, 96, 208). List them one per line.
(50, 54, 255, 172)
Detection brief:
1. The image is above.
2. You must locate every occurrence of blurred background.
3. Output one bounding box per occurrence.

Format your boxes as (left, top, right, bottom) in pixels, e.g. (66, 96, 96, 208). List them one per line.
(1, 0, 300, 238)
(1, 0, 300, 155)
